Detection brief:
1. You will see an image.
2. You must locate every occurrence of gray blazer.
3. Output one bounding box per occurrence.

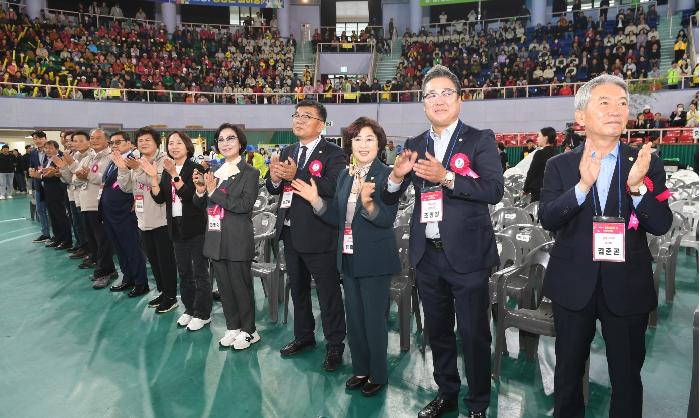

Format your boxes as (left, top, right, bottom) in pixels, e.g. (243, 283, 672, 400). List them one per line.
(193, 159, 260, 262)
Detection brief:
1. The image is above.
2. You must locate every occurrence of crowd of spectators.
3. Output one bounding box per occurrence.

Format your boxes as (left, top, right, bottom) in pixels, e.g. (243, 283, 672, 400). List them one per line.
(311, 26, 392, 54)
(0, 3, 298, 103)
(391, 3, 696, 101)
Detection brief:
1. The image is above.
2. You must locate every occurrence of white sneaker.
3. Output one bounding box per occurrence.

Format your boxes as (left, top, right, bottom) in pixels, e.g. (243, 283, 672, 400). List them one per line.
(233, 331, 261, 350)
(176, 313, 192, 327)
(219, 329, 241, 347)
(6, 195, 12, 199)
(186, 317, 211, 331)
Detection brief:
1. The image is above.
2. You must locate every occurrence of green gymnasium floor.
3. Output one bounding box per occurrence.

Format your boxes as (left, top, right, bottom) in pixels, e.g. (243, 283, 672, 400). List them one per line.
(0, 194, 696, 418)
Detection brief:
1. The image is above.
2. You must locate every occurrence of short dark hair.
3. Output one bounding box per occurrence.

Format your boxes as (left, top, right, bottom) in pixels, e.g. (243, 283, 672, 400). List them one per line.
(1, 145, 8, 149)
(135, 126, 161, 147)
(110, 131, 133, 144)
(214, 123, 247, 155)
(25, 145, 32, 150)
(72, 130, 90, 141)
(422, 64, 461, 94)
(540, 127, 557, 145)
(525, 139, 534, 144)
(341, 117, 387, 156)
(45, 140, 60, 149)
(295, 99, 327, 122)
(167, 130, 195, 158)
(31, 130, 47, 138)
(497, 142, 506, 151)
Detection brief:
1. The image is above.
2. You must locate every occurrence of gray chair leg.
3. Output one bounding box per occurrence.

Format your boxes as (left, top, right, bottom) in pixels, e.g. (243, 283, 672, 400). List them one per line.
(399, 289, 411, 351)
(283, 278, 291, 325)
(583, 358, 590, 406)
(268, 270, 279, 323)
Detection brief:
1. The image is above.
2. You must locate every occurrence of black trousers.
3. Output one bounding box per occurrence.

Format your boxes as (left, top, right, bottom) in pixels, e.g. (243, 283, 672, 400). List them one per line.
(102, 210, 147, 285)
(46, 194, 72, 245)
(282, 227, 346, 351)
(140, 226, 177, 299)
(83, 211, 115, 277)
(68, 201, 87, 248)
(212, 260, 255, 333)
(552, 276, 648, 418)
(415, 245, 491, 413)
(343, 255, 391, 384)
(173, 234, 212, 320)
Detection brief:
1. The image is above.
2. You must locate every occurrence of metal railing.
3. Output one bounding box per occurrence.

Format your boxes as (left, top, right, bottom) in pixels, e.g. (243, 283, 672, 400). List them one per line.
(496, 127, 698, 147)
(0, 75, 694, 105)
(316, 42, 375, 53)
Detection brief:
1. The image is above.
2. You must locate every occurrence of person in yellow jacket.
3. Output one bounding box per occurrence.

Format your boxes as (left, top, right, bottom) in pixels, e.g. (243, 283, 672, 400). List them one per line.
(673, 35, 687, 62)
(252, 150, 267, 178)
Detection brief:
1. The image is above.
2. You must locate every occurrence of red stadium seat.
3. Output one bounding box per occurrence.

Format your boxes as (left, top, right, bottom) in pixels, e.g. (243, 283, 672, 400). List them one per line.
(678, 131, 695, 143)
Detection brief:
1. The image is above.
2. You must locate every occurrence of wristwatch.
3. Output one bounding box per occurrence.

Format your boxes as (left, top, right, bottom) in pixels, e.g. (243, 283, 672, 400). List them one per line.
(629, 183, 647, 196)
(442, 171, 455, 187)
(173, 176, 181, 183)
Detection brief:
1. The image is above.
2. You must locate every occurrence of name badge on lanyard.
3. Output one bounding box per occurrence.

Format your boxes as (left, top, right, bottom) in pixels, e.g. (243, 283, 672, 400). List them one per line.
(592, 216, 626, 262)
(420, 186, 443, 223)
(135, 194, 145, 212)
(281, 185, 294, 208)
(342, 225, 353, 254)
(208, 205, 224, 231)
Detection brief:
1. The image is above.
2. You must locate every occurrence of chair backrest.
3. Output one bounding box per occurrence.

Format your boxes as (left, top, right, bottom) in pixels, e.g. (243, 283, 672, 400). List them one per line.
(520, 241, 554, 306)
(253, 195, 267, 212)
(670, 199, 699, 237)
(499, 224, 548, 261)
(393, 224, 411, 274)
(494, 233, 517, 270)
(252, 211, 276, 236)
(394, 203, 414, 226)
(523, 201, 540, 223)
(491, 207, 534, 230)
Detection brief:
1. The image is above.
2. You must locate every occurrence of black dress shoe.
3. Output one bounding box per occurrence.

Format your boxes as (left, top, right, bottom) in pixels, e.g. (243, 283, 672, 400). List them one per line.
(110, 281, 135, 292)
(279, 339, 316, 356)
(345, 375, 369, 390)
(78, 259, 94, 269)
(212, 289, 221, 300)
(323, 350, 343, 371)
(468, 411, 486, 418)
(45, 241, 59, 248)
(67, 246, 81, 253)
(128, 284, 150, 298)
(361, 382, 385, 397)
(33, 235, 50, 243)
(418, 396, 458, 418)
(56, 242, 72, 250)
(70, 249, 88, 259)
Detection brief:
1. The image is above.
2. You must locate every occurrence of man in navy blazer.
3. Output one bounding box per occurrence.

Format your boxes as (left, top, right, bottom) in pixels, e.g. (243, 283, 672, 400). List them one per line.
(265, 100, 348, 371)
(381, 65, 504, 418)
(539, 75, 672, 418)
(27, 131, 51, 242)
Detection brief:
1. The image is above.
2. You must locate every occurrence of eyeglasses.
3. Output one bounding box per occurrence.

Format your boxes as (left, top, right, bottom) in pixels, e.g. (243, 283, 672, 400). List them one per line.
(217, 135, 238, 144)
(351, 136, 378, 144)
(291, 112, 324, 123)
(108, 140, 125, 146)
(423, 88, 458, 102)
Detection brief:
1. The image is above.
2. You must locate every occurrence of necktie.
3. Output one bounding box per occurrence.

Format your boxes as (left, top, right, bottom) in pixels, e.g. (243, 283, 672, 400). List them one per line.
(298, 145, 308, 169)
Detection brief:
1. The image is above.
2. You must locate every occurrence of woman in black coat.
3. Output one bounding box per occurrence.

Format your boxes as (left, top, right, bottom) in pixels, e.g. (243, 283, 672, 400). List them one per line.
(145, 131, 212, 332)
(292, 117, 401, 396)
(193, 123, 260, 350)
(523, 127, 559, 202)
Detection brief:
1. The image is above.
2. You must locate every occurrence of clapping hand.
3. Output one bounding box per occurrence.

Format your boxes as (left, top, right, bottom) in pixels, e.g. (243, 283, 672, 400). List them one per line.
(291, 178, 320, 206)
(193, 170, 206, 194)
(627, 142, 652, 188)
(163, 158, 177, 177)
(204, 171, 217, 195)
(578, 140, 601, 193)
(391, 149, 418, 183)
(139, 158, 158, 178)
(75, 166, 88, 180)
(125, 156, 140, 170)
(51, 155, 67, 169)
(359, 180, 376, 213)
(414, 152, 447, 184)
(111, 151, 127, 169)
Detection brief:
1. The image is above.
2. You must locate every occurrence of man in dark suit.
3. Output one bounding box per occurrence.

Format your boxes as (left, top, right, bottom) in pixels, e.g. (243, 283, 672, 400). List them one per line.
(265, 99, 347, 371)
(27, 131, 51, 242)
(41, 141, 72, 249)
(523, 127, 559, 202)
(539, 75, 672, 418)
(381, 65, 504, 418)
(100, 132, 149, 297)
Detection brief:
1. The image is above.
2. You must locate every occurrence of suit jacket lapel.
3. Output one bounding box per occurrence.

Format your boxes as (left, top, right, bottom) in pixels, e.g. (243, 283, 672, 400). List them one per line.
(351, 158, 383, 218)
(440, 121, 464, 167)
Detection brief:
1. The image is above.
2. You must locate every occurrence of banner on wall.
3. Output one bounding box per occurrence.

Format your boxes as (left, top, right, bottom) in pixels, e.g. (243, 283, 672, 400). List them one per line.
(158, 0, 283, 8)
(419, 0, 483, 6)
